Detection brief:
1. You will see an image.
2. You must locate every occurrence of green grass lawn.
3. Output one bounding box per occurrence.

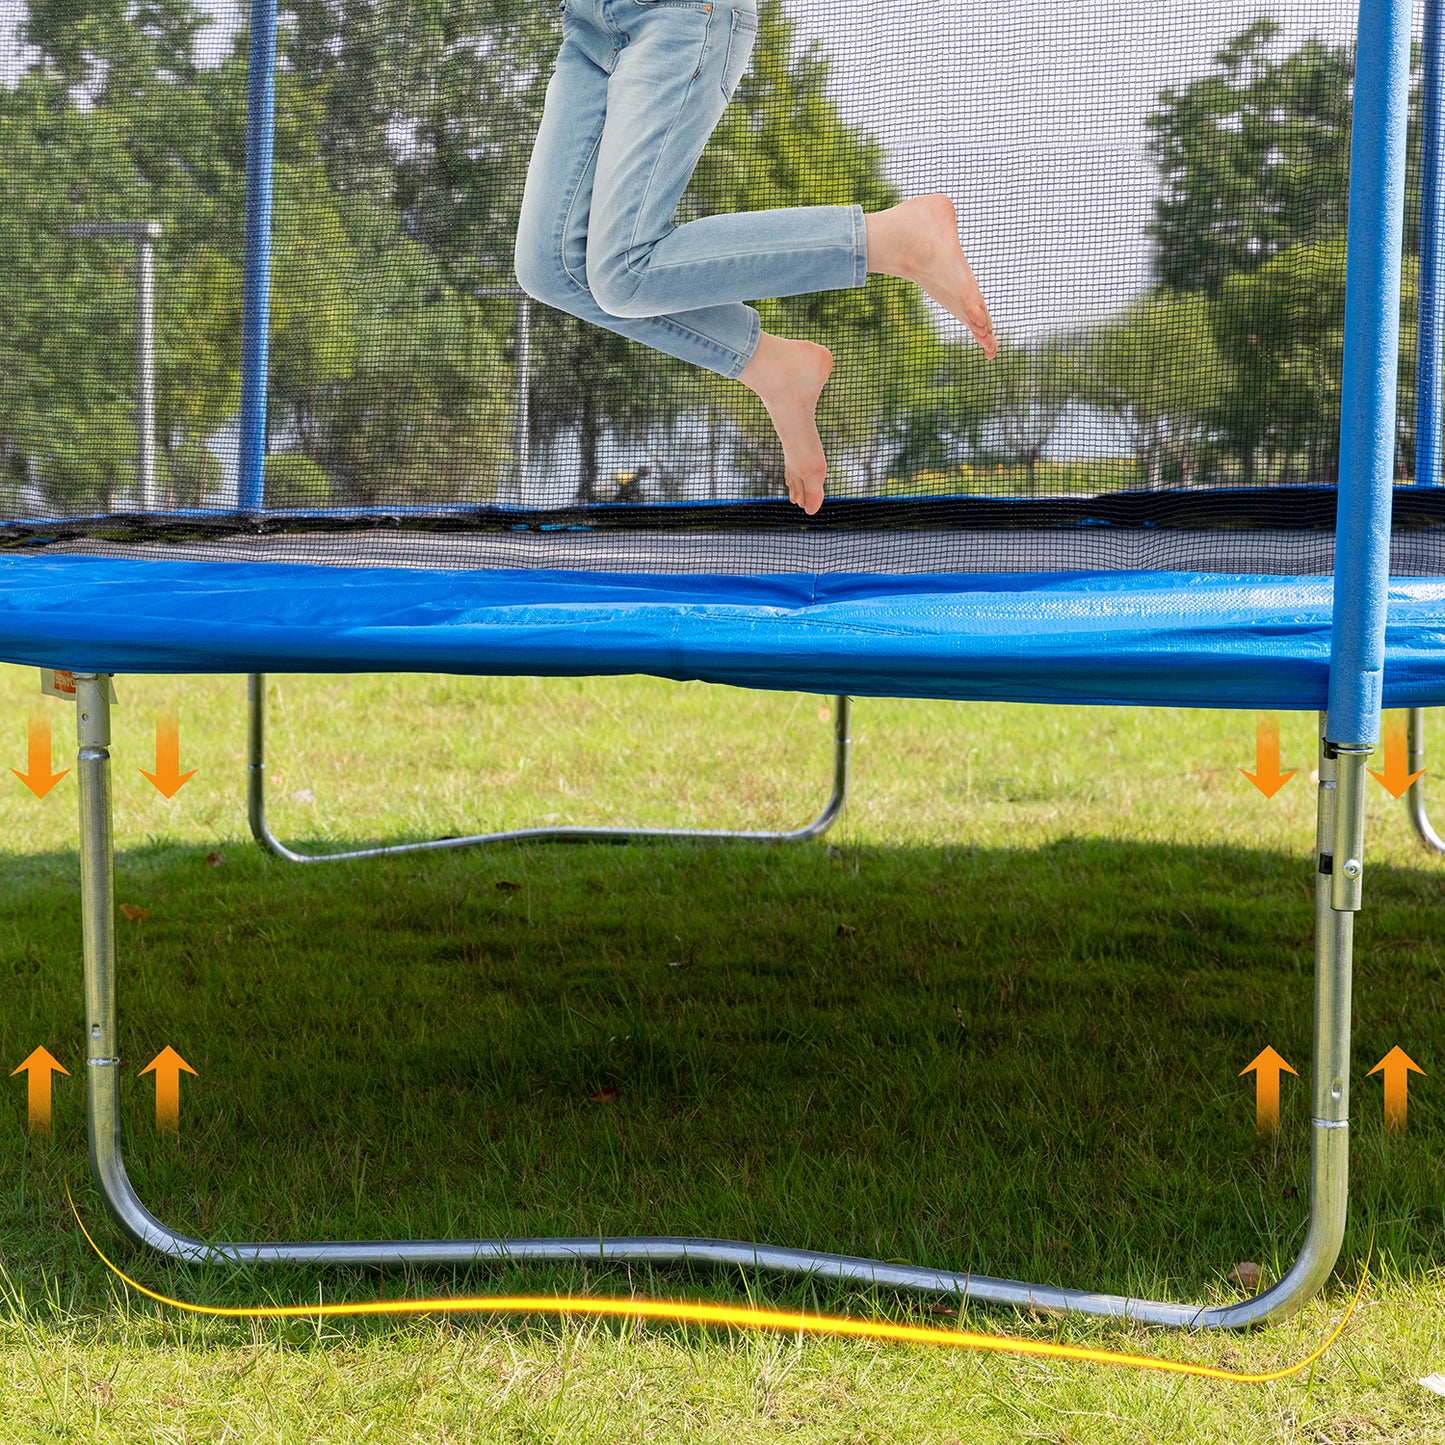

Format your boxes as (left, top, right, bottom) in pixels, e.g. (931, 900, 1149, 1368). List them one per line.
(3, 662, 1445, 1442)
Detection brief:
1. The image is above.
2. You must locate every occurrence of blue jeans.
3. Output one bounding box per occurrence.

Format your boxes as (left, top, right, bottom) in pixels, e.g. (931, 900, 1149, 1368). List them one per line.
(514, 0, 869, 380)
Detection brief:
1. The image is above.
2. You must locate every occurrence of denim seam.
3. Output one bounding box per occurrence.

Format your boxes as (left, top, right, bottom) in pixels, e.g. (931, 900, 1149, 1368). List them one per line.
(731, 307, 761, 380)
(621, 11, 714, 300)
(641, 241, 856, 272)
(558, 127, 607, 294)
(558, 245, 748, 374)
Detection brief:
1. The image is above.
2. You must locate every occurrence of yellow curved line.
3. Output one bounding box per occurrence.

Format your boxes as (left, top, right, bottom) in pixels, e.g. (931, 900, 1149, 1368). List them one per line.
(65, 1182, 1367, 1383)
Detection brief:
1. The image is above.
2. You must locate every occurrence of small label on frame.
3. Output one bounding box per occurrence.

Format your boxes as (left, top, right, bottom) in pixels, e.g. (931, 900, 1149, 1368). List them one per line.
(40, 670, 118, 703)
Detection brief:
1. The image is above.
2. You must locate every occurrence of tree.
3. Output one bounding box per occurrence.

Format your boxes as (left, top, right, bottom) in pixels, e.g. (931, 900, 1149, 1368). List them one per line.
(979, 340, 1072, 493)
(1075, 290, 1229, 489)
(0, 76, 153, 511)
(1209, 236, 1345, 484)
(1146, 19, 1352, 294)
(881, 339, 992, 485)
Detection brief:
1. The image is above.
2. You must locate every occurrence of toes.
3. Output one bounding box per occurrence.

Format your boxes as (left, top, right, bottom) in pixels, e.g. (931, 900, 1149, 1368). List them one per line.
(800, 466, 826, 515)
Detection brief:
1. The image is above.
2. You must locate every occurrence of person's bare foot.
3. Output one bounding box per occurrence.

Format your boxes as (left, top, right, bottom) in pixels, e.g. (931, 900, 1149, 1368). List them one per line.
(866, 195, 997, 358)
(738, 332, 834, 514)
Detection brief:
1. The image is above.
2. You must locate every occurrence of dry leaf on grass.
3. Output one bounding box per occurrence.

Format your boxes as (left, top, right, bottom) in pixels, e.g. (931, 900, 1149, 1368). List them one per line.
(495, 880, 522, 891)
(825, 844, 844, 861)
(289, 788, 315, 805)
(119, 905, 150, 923)
(836, 923, 858, 937)
(589, 1085, 621, 1104)
(1227, 1261, 1263, 1292)
(204, 851, 225, 867)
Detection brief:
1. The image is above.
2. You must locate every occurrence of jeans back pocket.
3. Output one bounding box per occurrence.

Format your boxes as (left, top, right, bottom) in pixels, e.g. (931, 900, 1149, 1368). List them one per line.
(721, 8, 758, 101)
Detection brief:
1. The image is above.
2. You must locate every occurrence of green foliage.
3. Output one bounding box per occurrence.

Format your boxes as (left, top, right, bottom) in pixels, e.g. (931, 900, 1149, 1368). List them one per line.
(1074, 289, 1229, 489)
(0, 78, 151, 510)
(976, 339, 1075, 491)
(1146, 19, 1352, 295)
(263, 451, 332, 506)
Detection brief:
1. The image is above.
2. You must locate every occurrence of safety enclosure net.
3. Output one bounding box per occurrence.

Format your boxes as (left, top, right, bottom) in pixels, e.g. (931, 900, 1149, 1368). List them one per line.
(0, 0, 1435, 573)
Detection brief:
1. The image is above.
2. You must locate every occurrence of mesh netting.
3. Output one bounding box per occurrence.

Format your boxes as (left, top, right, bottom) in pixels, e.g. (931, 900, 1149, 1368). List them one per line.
(0, 0, 1434, 572)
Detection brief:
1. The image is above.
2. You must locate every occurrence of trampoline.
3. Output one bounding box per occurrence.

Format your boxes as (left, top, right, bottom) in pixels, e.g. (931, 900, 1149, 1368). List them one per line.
(0, 0, 1437, 1327)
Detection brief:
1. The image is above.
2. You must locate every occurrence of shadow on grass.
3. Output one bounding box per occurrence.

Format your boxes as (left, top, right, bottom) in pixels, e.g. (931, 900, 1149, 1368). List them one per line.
(2, 835, 1443, 1323)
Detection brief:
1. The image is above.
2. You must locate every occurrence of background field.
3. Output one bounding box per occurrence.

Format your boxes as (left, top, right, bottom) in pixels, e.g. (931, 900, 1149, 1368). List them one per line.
(3, 661, 1445, 1442)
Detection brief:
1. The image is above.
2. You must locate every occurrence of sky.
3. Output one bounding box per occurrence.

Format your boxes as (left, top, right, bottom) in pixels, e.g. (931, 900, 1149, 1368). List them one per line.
(0, 0, 1367, 337)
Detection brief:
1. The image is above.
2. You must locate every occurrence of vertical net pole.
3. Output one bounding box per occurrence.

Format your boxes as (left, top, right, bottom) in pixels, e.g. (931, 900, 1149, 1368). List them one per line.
(237, 0, 278, 513)
(1328, 0, 1414, 746)
(135, 225, 159, 510)
(1418, 0, 1445, 488)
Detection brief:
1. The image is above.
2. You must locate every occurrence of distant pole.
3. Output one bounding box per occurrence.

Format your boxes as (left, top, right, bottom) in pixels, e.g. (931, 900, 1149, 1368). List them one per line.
(1418, 0, 1445, 485)
(69, 219, 163, 510)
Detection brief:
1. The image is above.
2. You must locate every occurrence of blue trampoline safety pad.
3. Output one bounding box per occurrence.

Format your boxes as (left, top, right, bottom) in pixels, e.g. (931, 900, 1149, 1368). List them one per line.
(4, 556, 1445, 710)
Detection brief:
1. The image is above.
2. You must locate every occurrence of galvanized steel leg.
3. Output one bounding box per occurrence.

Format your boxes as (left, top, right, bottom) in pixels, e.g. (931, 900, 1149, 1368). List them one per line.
(246, 673, 849, 862)
(81, 675, 1356, 1327)
(1406, 708, 1445, 852)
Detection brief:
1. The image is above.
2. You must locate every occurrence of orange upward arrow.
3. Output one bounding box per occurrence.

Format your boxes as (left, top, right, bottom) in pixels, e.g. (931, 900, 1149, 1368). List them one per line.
(139, 714, 198, 799)
(1240, 1046, 1297, 1136)
(1240, 713, 1297, 798)
(10, 1046, 69, 1135)
(1367, 713, 1426, 799)
(1368, 1046, 1424, 1135)
(11, 714, 70, 799)
(139, 1046, 197, 1134)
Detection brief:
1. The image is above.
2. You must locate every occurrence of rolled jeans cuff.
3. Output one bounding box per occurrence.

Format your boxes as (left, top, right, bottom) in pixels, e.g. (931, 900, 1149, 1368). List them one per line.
(849, 204, 869, 288)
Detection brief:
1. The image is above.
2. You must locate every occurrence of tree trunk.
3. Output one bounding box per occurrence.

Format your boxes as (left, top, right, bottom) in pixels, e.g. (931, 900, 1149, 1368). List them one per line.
(578, 390, 599, 505)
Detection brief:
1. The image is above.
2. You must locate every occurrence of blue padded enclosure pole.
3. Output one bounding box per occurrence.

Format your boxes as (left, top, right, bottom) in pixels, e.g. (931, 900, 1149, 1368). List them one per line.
(1418, 0, 1445, 487)
(1328, 0, 1415, 745)
(236, 0, 278, 513)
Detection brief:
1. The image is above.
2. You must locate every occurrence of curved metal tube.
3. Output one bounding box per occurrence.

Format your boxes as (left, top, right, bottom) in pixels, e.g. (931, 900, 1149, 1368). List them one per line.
(79, 676, 1354, 1329)
(247, 674, 849, 862)
(1406, 708, 1445, 852)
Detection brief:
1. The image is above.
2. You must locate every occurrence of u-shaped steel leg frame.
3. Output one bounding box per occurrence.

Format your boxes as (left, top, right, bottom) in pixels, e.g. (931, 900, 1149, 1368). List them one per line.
(81, 675, 1356, 1327)
(1406, 708, 1445, 852)
(246, 673, 850, 861)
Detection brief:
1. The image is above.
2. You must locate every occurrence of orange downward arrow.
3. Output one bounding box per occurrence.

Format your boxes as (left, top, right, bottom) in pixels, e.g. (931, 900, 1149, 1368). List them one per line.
(11, 1046, 69, 1135)
(1240, 713, 1297, 799)
(139, 714, 198, 799)
(1367, 713, 1426, 799)
(1368, 1046, 1424, 1135)
(140, 1046, 197, 1135)
(1240, 1046, 1297, 1136)
(11, 714, 70, 799)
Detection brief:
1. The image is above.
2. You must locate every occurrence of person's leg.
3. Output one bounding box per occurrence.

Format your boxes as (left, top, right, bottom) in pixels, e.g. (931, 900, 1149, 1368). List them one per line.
(585, 1, 995, 351)
(518, 2, 995, 513)
(585, 0, 865, 323)
(516, 1, 835, 510)
(515, 4, 767, 380)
